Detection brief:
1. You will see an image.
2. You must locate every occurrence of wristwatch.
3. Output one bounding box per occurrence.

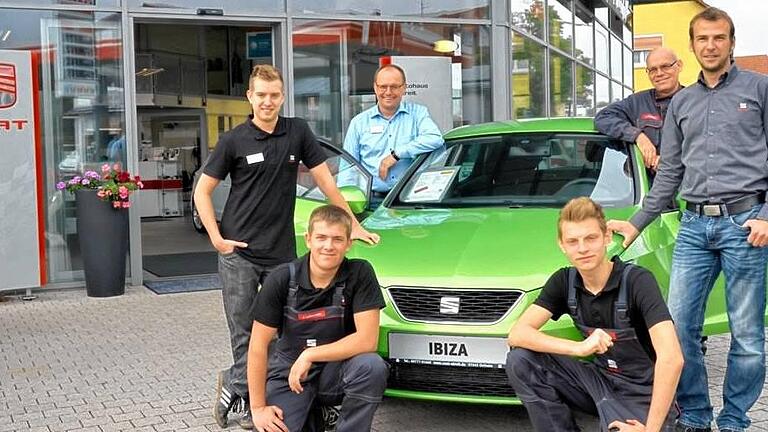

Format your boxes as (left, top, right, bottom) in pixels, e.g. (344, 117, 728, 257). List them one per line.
(390, 149, 400, 161)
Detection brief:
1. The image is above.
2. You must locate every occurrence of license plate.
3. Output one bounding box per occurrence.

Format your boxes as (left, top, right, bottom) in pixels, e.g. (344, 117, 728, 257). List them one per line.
(388, 333, 509, 368)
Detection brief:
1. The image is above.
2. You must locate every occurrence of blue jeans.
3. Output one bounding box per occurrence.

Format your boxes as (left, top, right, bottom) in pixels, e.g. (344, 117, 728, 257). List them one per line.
(218, 252, 273, 399)
(668, 205, 767, 431)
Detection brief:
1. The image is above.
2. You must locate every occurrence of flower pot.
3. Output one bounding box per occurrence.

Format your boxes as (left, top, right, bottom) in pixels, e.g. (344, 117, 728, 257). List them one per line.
(75, 189, 129, 297)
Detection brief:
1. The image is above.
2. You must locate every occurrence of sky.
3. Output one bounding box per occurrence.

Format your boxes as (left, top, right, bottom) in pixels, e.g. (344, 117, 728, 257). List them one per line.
(703, 0, 768, 56)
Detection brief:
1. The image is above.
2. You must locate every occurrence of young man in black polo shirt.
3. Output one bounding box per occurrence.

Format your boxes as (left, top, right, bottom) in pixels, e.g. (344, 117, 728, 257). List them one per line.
(194, 65, 379, 429)
(246, 204, 388, 432)
(506, 197, 683, 432)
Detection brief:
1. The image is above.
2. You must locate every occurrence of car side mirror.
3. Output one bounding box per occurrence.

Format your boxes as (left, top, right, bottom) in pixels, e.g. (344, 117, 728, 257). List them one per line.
(338, 185, 368, 214)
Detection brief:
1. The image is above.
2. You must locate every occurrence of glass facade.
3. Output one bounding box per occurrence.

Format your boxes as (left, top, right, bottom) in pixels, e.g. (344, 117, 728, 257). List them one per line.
(293, 20, 491, 142)
(510, 0, 632, 118)
(0, 0, 632, 289)
(0, 8, 126, 284)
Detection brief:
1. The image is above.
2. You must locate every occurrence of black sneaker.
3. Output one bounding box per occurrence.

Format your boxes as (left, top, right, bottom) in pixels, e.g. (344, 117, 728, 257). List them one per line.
(236, 398, 254, 430)
(321, 404, 341, 432)
(213, 370, 239, 428)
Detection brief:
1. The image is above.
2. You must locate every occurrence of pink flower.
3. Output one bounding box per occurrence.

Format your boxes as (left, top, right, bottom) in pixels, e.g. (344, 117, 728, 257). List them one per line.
(101, 163, 110, 173)
(118, 186, 129, 199)
(81, 179, 90, 186)
(137, 181, 144, 189)
(113, 163, 121, 172)
(122, 201, 130, 208)
(96, 190, 106, 198)
(56, 181, 66, 190)
(112, 201, 121, 208)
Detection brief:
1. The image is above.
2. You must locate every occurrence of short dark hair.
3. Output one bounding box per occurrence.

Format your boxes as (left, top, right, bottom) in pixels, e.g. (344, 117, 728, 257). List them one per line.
(248, 64, 283, 89)
(308, 205, 352, 239)
(558, 197, 607, 240)
(689, 7, 735, 41)
(373, 64, 406, 84)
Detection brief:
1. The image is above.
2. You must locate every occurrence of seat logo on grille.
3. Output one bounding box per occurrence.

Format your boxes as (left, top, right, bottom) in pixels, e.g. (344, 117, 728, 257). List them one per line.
(439, 296, 460, 314)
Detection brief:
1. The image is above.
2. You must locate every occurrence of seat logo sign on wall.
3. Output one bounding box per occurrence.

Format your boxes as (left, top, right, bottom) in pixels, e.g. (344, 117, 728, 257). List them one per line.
(0, 61, 29, 132)
(0, 63, 17, 108)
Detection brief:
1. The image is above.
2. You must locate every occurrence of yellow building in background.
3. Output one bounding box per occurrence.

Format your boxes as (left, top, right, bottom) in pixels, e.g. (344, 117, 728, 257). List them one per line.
(632, 0, 709, 91)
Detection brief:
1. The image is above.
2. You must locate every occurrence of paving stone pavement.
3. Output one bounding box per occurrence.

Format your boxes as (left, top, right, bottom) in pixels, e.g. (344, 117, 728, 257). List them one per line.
(2, 286, 768, 431)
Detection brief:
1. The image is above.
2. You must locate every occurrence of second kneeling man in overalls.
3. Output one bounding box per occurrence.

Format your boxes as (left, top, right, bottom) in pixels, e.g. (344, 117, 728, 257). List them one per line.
(506, 197, 684, 432)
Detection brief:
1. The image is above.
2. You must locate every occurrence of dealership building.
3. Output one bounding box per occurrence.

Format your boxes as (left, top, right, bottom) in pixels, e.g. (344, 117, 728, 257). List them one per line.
(0, 0, 633, 292)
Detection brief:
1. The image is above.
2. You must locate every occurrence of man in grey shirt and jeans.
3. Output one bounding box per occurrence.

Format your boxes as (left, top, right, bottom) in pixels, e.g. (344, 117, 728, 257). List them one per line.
(609, 7, 768, 432)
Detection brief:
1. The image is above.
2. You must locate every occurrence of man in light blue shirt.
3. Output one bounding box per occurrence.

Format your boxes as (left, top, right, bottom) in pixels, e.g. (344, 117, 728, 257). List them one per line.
(341, 64, 443, 208)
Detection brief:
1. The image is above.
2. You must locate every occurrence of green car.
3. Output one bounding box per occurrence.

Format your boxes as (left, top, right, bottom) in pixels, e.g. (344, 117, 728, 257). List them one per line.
(329, 117, 734, 405)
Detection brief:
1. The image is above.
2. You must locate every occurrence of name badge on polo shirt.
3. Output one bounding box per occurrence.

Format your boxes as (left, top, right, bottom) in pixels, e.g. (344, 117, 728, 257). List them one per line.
(369, 125, 384, 134)
(246, 153, 264, 164)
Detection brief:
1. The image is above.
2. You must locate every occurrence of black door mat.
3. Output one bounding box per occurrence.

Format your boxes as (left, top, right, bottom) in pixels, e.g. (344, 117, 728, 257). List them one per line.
(143, 252, 218, 277)
(144, 274, 221, 295)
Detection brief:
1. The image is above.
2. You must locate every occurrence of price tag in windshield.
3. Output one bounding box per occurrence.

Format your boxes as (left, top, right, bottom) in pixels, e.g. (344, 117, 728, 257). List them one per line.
(403, 167, 459, 202)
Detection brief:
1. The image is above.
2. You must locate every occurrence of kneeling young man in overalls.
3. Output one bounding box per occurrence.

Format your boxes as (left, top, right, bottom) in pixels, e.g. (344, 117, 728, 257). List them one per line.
(246, 204, 388, 432)
(506, 197, 683, 432)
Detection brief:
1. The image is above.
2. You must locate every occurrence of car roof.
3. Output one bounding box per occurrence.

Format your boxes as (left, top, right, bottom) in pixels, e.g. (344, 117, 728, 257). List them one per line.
(444, 117, 598, 141)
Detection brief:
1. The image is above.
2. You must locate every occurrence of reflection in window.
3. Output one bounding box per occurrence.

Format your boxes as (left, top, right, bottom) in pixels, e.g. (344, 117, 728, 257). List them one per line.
(549, 0, 573, 55)
(575, 64, 594, 116)
(512, 31, 546, 119)
(574, 6, 593, 66)
(511, 0, 545, 40)
(633, 50, 650, 67)
(292, 20, 491, 144)
(127, 0, 284, 14)
(595, 23, 609, 74)
(291, 0, 488, 19)
(550, 51, 573, 117)
(595, 73, 610, 112)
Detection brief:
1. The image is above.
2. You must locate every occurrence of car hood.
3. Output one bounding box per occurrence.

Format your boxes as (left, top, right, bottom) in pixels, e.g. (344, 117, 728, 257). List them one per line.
(350, 206, 630, 291)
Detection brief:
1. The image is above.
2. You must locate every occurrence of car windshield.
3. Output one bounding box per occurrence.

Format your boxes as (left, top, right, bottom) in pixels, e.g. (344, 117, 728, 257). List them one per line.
(392, 133, 634, 208)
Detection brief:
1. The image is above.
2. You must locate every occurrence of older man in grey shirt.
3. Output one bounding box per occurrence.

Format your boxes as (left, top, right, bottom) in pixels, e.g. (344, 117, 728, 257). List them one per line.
(609, 7, 768, 432)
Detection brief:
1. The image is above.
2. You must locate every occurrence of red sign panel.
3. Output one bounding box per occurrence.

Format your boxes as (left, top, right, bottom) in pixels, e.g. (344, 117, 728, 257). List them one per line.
(0, 63, 17, 109)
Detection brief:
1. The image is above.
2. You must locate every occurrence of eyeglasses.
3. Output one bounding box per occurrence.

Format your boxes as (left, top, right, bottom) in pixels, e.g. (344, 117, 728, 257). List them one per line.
(375, 83, 404, 92)
(646, 60, 678, 76)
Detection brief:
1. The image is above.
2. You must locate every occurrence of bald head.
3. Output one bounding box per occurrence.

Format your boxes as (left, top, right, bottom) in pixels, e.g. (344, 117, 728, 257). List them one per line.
(645, 47, 682, 98)
(645, 47, 677, 67)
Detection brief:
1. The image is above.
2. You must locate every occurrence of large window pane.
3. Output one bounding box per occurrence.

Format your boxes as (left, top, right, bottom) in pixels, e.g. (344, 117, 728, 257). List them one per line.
(292, 0, 488, 19)
(595, 73, 610, 112)
(549, 0, 573, 55)
(293, 20, 491, 144)
(623, 46, 633, 86)
(511, 0, 545, 40)
(575, 64, 594, 116)
(127, 0, 283, 14)
(550, 52, 573, 117)
(611, 80, 623, 103)
(0, 10, 126, 284)
(595, 23, 608, 74)
(574, 6, 593, 66)
(610, 33, 623, 81)
(512, 31, 545, 118)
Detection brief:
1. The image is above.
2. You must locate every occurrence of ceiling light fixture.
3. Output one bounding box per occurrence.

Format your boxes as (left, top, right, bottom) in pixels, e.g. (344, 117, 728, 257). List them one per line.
(433, 40, 459, 54)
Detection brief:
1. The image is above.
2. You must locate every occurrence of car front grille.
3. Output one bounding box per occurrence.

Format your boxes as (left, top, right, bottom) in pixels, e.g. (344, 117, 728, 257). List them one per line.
(387, 287, 524, 323)
(387, 361, 516, 398)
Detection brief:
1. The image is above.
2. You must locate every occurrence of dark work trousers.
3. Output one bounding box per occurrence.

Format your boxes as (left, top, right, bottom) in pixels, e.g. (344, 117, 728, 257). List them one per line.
(266, 352, 389, 432)
(218, 252, 273, 400)
(506, 348, 676, 432)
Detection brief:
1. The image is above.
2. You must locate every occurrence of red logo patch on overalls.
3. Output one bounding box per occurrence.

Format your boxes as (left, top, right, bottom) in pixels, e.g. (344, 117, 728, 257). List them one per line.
(639, 113, 661, 122)
(297, 310, 327, 321)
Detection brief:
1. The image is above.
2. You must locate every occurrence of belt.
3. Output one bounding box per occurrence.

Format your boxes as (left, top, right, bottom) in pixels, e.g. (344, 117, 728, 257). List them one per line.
(685, 192, 765, 217)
